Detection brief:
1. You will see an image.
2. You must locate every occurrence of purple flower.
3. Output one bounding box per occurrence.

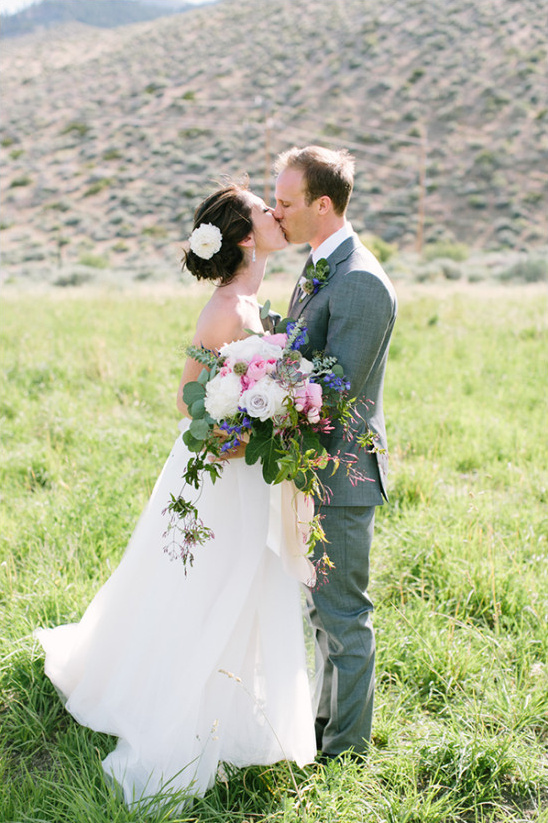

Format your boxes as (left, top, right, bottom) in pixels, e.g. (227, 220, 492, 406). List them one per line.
(321, 372, 350, 393)
(286, 321, 308, 350)
(221, 437, 241, 453)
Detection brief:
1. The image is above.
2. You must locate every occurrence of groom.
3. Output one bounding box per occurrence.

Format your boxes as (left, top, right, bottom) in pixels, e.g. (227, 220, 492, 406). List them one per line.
(273, 146, 397, 759)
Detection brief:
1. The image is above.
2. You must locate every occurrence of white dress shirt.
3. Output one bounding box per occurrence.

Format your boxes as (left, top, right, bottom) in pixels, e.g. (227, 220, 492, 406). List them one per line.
(312, 221, 354, 265)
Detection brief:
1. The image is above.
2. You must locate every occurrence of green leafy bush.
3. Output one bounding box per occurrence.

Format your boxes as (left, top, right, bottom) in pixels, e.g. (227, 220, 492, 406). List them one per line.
(53, 271, 93, 287)
(103, 148, 122, 161)
(78, 253, 109, 269)
(423, 241, 469, 261)
(84, 178, 113, 197)
(9, 175, 32, 188)
(499, 256, 547, 283)
(61, 122, 91, 137)
(361, 234, 398, 263)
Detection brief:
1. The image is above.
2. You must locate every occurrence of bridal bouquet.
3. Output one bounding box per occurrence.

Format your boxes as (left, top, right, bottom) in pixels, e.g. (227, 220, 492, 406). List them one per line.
(163, 309, 375, 575)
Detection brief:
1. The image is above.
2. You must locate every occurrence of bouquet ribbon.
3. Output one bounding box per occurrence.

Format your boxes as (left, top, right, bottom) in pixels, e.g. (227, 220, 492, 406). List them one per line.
(267, 481, 317, 588)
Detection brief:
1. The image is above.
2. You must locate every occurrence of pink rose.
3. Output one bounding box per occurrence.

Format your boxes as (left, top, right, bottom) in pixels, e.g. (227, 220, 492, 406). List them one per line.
(240, 375, 256, 390)
(265, 333, 288, 348)
(293, 385, 309, 413)
(293, 381, 323, 418)
(247, 355, 268, 382)
(307, 382, 323, 409)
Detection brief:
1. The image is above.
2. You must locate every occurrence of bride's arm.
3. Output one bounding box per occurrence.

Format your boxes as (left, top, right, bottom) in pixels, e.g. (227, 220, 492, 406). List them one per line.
(176, 354, 206, 417)
(176, 303, 244, 417)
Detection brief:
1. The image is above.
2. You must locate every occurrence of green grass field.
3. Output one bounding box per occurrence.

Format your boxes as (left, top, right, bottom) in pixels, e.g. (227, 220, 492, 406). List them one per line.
(1, 283, 547, 822)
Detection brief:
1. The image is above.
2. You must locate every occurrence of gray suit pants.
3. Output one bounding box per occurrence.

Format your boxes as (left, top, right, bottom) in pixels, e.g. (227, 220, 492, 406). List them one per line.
(306, 504, 376, 756)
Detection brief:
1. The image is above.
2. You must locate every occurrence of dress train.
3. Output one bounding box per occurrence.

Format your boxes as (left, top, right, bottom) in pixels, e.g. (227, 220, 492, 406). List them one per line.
(36, 423, 316, 805)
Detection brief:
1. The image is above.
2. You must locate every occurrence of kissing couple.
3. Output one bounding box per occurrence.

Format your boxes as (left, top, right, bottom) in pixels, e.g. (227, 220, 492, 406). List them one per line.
(36, 145, 397, 808)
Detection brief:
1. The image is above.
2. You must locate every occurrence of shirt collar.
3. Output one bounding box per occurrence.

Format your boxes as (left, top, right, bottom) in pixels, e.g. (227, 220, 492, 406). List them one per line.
(312, 221, 353, 265)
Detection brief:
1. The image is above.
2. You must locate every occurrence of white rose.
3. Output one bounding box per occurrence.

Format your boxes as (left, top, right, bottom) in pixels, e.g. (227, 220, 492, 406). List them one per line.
(239, 376, 288, 421)
(220, 335, 284, 365)
(204, 372, 242, 420)
(189, 223, 223, 260)
(299, 356, 314, 375)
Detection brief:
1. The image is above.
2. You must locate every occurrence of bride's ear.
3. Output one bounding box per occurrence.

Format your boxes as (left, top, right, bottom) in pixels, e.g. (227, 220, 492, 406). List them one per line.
(238, 233, 255, 249)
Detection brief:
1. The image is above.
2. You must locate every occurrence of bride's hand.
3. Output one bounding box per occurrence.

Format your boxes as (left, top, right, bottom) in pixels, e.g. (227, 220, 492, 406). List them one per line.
(219, 440, 247, 460)
(210, 428, 249, 461)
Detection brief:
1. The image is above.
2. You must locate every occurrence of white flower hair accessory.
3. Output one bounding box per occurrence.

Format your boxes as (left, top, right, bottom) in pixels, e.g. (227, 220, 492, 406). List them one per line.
(189, 223, 223, 260)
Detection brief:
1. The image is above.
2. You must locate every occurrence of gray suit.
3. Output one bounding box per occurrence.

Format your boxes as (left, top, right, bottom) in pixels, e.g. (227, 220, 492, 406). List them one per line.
(288, 233, 397, 755)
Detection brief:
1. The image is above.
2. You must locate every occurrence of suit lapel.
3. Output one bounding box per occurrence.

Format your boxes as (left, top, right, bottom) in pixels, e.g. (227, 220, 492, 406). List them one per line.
(288, 253, 312, 318)
(288, 235, 361, 319)
(325, 234, 358, 272)
(291, 286, 314, 317)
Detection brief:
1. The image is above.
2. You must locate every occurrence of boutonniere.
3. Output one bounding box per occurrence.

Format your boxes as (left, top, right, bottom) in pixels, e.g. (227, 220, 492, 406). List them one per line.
(298, 258, 330, 301)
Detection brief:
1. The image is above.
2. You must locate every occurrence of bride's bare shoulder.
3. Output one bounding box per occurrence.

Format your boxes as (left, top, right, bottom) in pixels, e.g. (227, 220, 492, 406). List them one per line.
(192, 293, 245, 350)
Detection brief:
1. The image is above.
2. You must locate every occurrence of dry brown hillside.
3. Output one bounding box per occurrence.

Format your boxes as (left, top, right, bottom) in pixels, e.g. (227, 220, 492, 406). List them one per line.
(1, 0, 547, 281)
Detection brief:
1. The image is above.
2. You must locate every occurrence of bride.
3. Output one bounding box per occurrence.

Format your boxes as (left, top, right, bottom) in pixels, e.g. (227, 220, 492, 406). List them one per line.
(35, 183, 316, 807)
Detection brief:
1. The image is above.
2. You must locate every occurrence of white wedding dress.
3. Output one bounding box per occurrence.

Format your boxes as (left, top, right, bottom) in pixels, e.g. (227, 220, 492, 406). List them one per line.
(36, 421, 316, 807)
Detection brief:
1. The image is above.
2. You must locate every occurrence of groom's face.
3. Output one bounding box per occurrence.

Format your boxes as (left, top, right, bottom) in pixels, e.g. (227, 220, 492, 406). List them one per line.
(274, 168, 318, 246)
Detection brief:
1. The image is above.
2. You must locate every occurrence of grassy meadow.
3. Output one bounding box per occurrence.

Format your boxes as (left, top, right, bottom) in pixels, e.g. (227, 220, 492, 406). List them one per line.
(1, 281, 547, 822)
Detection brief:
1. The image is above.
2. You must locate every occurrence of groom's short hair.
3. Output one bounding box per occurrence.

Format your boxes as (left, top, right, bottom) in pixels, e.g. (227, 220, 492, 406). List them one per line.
(274, 145, 355, 216)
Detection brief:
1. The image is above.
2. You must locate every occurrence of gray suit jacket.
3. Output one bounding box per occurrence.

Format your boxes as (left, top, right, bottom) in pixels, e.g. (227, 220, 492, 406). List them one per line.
(288, 233, 397, 506)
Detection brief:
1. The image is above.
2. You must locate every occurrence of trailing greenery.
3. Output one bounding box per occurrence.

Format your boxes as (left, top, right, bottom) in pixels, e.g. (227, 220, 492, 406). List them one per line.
(1, 287, 547, 822)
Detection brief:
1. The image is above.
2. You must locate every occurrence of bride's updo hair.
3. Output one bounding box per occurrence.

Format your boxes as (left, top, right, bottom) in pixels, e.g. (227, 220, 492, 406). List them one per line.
(183, 184, 253, 285)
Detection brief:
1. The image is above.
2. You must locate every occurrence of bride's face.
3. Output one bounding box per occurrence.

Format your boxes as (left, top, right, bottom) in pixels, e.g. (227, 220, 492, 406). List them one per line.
(247, 194, 288, 253)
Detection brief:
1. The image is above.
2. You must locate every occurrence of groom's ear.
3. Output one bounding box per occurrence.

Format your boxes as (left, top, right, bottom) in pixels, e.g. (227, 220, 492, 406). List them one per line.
(316, 195, 333, 215)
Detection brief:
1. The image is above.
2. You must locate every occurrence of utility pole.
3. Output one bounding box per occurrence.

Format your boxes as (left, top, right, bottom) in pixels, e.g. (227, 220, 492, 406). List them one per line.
(416, 126, 427, 254)
(264, 115, 272, 205)
(255, 97, 275, 205)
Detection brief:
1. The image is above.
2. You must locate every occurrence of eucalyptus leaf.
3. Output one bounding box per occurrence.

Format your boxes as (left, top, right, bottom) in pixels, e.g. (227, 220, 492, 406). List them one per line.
(183, 430, 205, 452)
(260, 300, 271, 319)
(182, 381, 206, 406)
(189, 418, 210, 440)
(189, 398, 206, 419)
(197, 368, 210, 385)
